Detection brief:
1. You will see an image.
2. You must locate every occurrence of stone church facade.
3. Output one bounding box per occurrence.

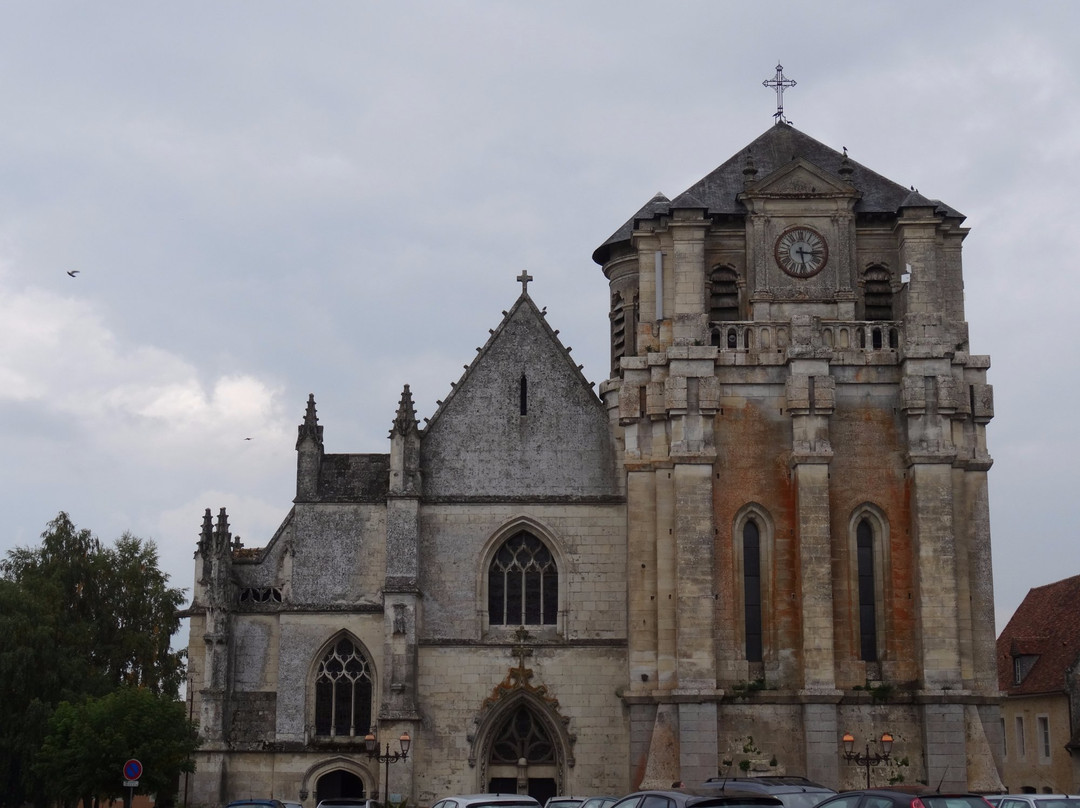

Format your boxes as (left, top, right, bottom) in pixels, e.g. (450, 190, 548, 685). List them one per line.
(183, 122, 1003, 807)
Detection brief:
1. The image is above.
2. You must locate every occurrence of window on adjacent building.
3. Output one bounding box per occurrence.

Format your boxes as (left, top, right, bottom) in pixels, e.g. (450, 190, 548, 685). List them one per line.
(1013, 654, 1039, 684)
(1037, 715, 1051, 761)
(488, 532, 558, 626)
(1015, 715, 1026, 758)
(1001, 716, 1007, 758)
(314, 636, 373, 738)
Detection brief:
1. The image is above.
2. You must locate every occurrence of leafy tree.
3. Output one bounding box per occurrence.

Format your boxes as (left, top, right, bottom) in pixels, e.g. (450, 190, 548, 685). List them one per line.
(35, 687, 199, 806)
(0, 513, 191, 806)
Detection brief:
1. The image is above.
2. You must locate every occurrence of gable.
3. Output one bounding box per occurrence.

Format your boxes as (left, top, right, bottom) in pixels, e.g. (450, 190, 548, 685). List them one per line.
(750, 158, 857, 199)
(421, 296, 618, 499)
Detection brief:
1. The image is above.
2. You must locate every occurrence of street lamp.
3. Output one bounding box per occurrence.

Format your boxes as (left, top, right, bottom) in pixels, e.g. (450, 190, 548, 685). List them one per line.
(364, 727, 411, 801)
(842, 732, 893, 788)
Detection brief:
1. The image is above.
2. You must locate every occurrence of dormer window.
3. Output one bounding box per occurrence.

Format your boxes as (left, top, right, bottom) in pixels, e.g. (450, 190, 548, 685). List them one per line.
(1013, 653, 1038, 684)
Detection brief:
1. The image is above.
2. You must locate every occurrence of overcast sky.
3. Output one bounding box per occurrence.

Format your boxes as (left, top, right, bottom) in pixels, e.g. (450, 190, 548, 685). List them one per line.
(1, 2, 1077, 651)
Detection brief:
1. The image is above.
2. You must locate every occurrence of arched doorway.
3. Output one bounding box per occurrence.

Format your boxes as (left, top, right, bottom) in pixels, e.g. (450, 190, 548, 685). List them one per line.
(486, 704, 558, 804)
(316, 770, 366, 802)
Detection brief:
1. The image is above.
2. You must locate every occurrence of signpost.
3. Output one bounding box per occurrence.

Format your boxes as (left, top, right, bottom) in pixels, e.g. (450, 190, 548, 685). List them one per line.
(122, 759, 142, 808)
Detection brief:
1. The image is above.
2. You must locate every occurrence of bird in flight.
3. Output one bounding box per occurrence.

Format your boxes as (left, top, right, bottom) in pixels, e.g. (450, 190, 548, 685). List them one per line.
(243, 437, 253, 441)
(67, 270, 79, 277)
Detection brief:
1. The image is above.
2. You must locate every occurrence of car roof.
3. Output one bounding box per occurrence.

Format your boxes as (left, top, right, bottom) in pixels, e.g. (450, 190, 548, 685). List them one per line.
(437, 797, 543, 807)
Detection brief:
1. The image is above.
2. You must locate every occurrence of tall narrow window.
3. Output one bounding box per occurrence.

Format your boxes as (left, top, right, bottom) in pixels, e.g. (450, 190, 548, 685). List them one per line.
(709, 266, 740, 322)
(743, 520, 763, 662)
(864, 266, 893, 320)
(314, 637, 373, 738)
(488, 532, 558, 626)
(857, 519, 878, 662)
(1016, 716, 1026, 758)
(520, 375, 528, 416)
(1037, 716, 1051, 760)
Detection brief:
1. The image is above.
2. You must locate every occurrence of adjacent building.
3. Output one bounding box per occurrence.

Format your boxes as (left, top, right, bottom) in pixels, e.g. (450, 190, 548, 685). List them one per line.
(996, 575, 1080, 793)
(183, 120, 1003, 807)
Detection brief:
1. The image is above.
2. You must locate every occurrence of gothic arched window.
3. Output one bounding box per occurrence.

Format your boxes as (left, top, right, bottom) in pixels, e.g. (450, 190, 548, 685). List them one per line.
(864, 266, 893, 321)
(314, 637, 373, 738)
(490, 705, 556, 765)
(488, 532, 558, 626)
(856, 518, 878, 662)
(709, 266, 740, 322)
(734, 505, 773, 668)
(743, 520, 763, 663)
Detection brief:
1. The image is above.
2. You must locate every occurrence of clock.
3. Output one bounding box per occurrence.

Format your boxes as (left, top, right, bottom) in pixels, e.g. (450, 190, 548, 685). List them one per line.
(775, 225, 828, 278)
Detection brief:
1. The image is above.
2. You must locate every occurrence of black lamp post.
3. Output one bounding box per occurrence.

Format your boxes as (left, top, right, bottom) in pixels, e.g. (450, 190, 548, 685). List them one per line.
(842, 731, 893, 788)
(364, 728, 411, 802)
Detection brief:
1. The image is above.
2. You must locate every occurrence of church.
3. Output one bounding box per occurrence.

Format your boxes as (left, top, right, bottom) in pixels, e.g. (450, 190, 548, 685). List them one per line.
(183, 116, 1004, 807)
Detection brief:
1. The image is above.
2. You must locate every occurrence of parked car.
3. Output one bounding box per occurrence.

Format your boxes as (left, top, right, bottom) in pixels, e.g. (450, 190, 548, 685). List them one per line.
(545, 798, 585, 808)
(316, 800, 382, 808)
(990, 797, 1080, 808)
(610, 787, 786, 808)
(579, 796, 619, 808)
(226, 801, 286, 808)
(431, 795, 543, 808)
(283, 802, 303, 808)
(812, 789, 995, 808)
(701, 777, 836, 808)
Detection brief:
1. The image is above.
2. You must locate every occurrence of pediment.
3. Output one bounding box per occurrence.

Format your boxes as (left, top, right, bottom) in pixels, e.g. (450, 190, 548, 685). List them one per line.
(749, 158, 857, 199)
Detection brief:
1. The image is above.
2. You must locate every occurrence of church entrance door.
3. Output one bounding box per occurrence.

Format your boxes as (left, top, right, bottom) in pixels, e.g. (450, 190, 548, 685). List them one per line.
(315, 770, 365, 802)
(486, 705, 558, 803)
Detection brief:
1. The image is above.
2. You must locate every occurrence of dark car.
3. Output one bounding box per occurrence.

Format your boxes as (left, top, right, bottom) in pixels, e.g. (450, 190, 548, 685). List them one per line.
(813, 789, 994, 808)
(227, 801, 286, 808)
(611, 787, 786, 808)
(702, 777, 836, 808)
(579, 797, 619, 808)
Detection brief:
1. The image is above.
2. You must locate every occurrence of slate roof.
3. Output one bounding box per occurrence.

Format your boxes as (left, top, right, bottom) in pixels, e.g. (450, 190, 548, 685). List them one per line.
(593, 122, 963, 265)
(996, 573, 1080, 696)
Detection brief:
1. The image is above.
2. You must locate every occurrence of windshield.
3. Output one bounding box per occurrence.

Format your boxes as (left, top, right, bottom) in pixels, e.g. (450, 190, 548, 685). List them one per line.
(776, 795, 834, 808)
(1034, 802, 1080, 808)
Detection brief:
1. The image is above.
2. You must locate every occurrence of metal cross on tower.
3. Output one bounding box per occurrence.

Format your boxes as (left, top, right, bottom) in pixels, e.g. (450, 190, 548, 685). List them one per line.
(517, 270, 533, 293)
(763, 63, 796, 124)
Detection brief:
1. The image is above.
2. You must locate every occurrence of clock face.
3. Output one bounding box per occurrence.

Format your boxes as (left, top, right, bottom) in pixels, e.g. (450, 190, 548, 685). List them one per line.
(775, 225, 828, 278)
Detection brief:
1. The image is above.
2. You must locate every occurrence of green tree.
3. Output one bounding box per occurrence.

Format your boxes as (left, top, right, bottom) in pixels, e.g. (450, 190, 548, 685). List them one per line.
(35, 687, 199, 806)
(0, 513, 191, 806)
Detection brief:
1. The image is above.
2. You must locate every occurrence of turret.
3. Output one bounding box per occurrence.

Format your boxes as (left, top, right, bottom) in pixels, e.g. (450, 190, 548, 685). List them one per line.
(295, 393, 323, 502)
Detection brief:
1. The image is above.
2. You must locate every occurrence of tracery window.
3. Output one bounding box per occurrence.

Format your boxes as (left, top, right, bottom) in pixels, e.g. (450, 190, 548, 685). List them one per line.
(490, 705, 556, 764)
(314, 637, 373, 737)
(488, 532, 558, 626)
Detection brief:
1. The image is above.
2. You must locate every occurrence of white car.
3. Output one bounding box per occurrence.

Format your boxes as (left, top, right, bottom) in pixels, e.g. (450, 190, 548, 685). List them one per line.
(992, 797, 1080, 808)
(432, 795, 543, 808)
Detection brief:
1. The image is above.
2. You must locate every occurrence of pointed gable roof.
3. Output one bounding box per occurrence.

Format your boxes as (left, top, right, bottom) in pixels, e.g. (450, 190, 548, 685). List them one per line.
(421, 290, 598, 435)
(996, 573, 1080, 695)
(593, 122, 964, 265)
(420, 288, 617, 499)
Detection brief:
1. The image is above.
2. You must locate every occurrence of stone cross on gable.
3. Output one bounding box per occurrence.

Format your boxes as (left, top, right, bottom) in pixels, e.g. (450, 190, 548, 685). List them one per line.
(763, 63, 796, 124)
(517, 271, 533, 294)
(511, 626, 533, 669)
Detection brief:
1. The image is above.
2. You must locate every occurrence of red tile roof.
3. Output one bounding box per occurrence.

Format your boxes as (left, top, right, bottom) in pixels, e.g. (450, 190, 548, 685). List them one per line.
(996, 573, 1080, 695)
